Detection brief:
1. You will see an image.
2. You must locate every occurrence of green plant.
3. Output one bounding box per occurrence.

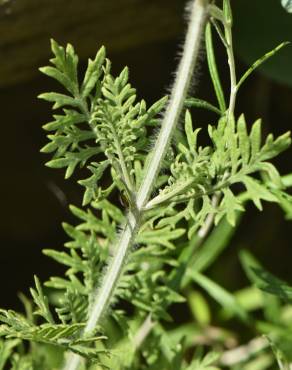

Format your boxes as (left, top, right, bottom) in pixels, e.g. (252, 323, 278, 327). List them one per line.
(1, 0, 292, 369)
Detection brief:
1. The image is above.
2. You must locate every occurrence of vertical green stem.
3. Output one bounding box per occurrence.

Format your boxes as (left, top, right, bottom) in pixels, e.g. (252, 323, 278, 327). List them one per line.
(63, 1, 209, 369)
(136, 0, 209, 209)
(224, 15, 237, 121)
(199, 4, 237, 237)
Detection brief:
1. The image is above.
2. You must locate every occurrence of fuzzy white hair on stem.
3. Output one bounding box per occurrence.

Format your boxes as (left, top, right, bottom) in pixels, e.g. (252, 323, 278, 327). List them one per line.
(63, 1, 209, 369)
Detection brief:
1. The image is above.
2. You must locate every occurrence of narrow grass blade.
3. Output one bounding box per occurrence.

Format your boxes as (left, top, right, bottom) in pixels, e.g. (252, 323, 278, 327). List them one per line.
(188, 270, 249, 322)
(205, 22, 227, 113)
(185, 97, 222, 115)
(237, 42, 290, 90)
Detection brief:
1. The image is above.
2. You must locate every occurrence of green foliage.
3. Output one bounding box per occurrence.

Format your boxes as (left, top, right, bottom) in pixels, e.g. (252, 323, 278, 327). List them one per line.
(236, 42, 289, 90)
(239, 250, 292, 364)
(187, 352, 220, 370)
(1, 0, 292, 369)
(0, 308, 106, 361)
(188, 271, 248, 322)
(0, 339, 19, 369)
(205, 22, 226, 113)
(240, 250, 292, 303)
(146, 112, 290, 233)
(39, 39, 167, 206)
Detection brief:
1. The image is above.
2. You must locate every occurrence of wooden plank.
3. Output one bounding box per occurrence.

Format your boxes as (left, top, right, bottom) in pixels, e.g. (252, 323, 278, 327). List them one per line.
(0, 0, 185, 86)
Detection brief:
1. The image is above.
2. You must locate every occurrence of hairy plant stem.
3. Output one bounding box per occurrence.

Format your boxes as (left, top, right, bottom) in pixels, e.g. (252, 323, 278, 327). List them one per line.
(136, 0, 208, 209)
(133, 4, 240, 351)
(220, 337, 269, 366)
(63, 1, 209, 369)
(133, 313, 155, 350)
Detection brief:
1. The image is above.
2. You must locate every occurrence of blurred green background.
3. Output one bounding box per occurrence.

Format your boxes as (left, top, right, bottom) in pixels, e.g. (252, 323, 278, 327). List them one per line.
(0, 0, 291, 314)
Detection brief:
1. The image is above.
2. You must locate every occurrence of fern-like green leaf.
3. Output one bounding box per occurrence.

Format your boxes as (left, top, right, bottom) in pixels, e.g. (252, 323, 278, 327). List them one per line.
(29, 276, 54, 324)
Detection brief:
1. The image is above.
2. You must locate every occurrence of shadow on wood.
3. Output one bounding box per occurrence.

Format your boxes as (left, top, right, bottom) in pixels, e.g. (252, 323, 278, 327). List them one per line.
(0, 0, 185, 87)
